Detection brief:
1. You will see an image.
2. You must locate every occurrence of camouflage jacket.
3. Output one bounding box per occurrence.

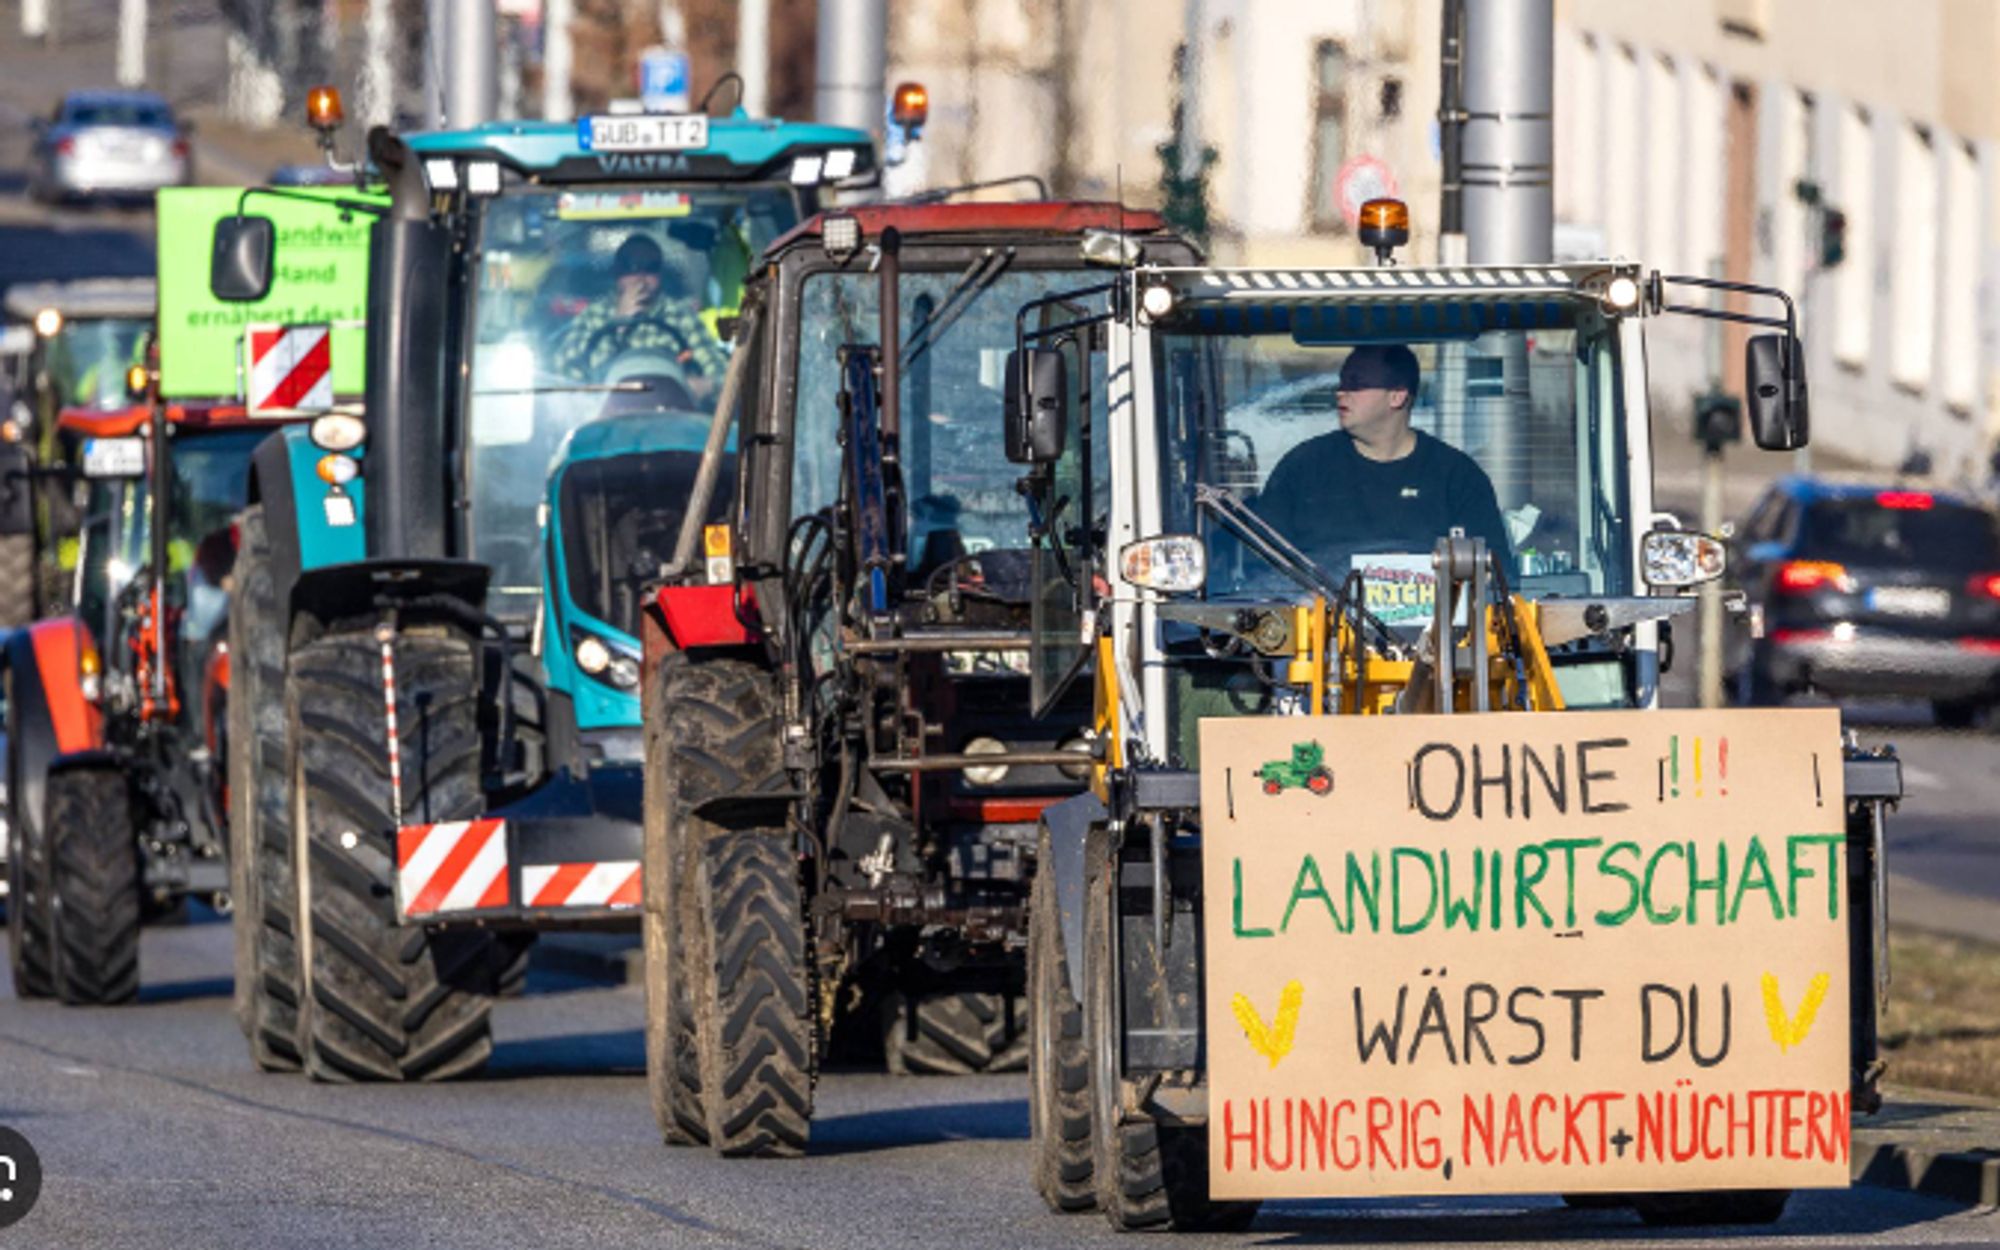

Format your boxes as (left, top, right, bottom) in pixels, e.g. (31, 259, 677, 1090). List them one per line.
(551, 294, 729, 381)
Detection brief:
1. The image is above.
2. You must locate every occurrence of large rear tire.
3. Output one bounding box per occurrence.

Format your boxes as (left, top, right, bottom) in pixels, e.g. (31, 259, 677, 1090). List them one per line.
(227, 506, 303, 1070)
(5, 677, 56, 999)
(1028, 829, 1094, 1213)
(48, 768, 140, 1006)
(287, 626, 498, 1082)
(691, 827, 813, 1156)
(1086, 835, 1257, 1233)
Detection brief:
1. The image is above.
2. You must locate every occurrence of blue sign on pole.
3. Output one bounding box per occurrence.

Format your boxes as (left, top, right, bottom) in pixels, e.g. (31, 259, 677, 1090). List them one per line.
(639, 48, 691, 113)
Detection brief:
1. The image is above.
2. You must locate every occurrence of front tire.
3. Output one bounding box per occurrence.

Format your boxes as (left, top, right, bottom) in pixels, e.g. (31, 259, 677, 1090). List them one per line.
(48, 768, 140, 1006)
(1028, 829, 1094, 1213)
(882, 990, 1028, 1076)
(287, 626, 498, 1082)
(1085, 832, 1256, 1232)
(6, 677, 57, 999)
(1632, 1189, 1790, 1226)
(227, 506, 303, 1070)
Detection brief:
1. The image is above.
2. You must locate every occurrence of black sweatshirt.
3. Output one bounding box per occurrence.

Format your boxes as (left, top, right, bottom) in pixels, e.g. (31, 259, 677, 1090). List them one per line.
(1253, 429, 1512, 571)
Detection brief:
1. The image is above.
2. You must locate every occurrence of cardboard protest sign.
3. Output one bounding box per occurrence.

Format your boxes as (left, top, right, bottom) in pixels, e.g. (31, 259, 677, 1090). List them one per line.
(1199, 709, 1850, 1199)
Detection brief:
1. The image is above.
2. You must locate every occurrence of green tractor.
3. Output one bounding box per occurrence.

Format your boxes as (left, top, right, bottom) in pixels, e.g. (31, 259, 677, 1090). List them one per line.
(1254, 741, 1332, 795)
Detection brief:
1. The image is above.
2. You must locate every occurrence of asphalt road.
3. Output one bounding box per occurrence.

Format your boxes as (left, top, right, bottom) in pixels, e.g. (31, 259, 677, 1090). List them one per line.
(0, 920, 1994, 1250)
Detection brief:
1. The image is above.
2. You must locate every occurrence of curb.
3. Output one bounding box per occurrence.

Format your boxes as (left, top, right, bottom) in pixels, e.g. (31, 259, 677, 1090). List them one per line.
(1856, 1142, 2000, 1209)
(527, 935, 643, 986)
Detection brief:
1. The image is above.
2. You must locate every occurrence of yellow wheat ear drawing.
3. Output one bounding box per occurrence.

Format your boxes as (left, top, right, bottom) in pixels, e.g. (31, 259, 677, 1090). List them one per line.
(1761, 971, 1831, 1052)
(1231, 980, 1305, 1068)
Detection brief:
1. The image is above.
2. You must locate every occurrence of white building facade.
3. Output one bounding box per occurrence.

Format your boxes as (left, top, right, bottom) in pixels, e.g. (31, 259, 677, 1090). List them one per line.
(1555, 0, 2000, 482)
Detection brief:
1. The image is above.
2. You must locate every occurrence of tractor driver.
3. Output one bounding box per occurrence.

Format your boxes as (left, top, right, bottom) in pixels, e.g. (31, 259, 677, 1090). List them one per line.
(551, 233, 729, 390)
(1254, 343, 1511, 575)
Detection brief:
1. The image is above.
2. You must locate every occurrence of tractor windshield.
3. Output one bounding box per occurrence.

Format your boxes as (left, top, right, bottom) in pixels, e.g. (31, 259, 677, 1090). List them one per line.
(45, 316, 150, 411)
(75, 425, 260, 653)
(1153, 298, 1632, 627)
(557, 438, 736, 640)
(791, 264, 1109, 572)
(465, 183, 799, 619)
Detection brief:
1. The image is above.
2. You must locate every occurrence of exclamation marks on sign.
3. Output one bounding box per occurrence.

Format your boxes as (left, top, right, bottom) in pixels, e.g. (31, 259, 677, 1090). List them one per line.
(1666, 735, 1729, 801)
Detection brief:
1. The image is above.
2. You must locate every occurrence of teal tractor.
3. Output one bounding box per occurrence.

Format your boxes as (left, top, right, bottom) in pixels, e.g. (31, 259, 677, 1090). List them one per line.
(1255, 741, 1333, 795)
(210, 86, 879, 1082)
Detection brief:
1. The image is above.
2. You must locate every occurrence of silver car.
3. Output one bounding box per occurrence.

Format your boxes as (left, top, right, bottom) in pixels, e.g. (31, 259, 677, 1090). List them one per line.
(30, 90, 192, 202)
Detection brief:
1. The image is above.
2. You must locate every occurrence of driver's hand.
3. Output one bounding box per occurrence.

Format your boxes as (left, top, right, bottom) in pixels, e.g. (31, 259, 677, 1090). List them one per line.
(615, 284, 648, 318)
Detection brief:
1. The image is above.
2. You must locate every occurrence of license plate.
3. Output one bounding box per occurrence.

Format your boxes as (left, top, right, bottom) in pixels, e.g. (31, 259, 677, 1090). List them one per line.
(1869, 586, 1950, 617)
(580, 114, 709, 153)
(82, 437, 145, 478)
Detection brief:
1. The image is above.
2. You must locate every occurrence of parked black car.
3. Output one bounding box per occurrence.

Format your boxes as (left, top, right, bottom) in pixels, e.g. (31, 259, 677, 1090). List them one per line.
(1729, 477, 2000, 725)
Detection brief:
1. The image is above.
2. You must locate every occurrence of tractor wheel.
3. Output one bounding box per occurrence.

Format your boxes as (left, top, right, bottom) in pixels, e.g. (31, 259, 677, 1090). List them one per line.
(690, 826, 812, 1157)
(286, 626, 499, 1082)
(1086, 836, 1257, 1233)
(0, 531, 35, 628)
(882, 989, 1029, 1076)
(1306, 767, 1333, 795)
(227, 506, 303, 1070)
(6, 678, 56, 999)
(49, 768, 141, 1006)
(1028, 830, 1095, 1213)
(1633, 1190, 1789, 1226)
(1261, 778, 1281, 795)
(643, 654, 782, 1146)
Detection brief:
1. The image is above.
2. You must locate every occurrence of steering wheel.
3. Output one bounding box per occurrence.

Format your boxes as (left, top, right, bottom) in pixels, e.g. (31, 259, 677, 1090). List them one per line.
(582, 315, 702, 377)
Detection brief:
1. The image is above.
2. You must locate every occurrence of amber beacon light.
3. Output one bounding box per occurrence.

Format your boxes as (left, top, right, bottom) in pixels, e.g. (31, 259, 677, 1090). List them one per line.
(306, 85, 345, 132)
(891, 82, 929, 134)
(1358, 197, 1411, 264)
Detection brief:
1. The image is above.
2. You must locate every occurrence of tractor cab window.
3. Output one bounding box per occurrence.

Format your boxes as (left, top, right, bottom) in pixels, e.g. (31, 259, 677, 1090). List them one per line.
(1154, 299, 1630, 631)
(790, 265, 1111, 576)
(465, 183, 798, 620)
(45, 316, 150, 412)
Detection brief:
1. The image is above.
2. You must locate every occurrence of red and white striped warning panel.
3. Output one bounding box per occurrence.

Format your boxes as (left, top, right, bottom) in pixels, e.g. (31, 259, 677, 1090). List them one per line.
(521, 861, 642, 910)
(396, 819, 510, 920)
(245, 323, 334, 415)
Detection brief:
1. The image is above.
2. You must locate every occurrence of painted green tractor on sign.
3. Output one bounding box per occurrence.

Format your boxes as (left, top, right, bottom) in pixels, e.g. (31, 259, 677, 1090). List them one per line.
(1256, 741, 1333, 795)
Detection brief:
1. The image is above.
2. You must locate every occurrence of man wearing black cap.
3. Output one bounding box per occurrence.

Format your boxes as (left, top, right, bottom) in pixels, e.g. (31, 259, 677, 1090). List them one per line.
(1255, 343, 1511, 572)
(552, 233, 729, 384)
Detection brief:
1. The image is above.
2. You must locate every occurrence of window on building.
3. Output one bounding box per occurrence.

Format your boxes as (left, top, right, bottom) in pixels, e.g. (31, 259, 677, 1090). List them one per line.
(1772, 92, 1814, 309)
(1683, 64, 1727, 276)
(1309, 40, 1350, 229)
(1832, 106, 1874, 368)
(1890, 124, 1938, 391)
(1603, 45, 1642, 255)
(1557, 30, 1603, 230)
(1643, 53, 1682, 267)
(1939, 138, 1979, 412)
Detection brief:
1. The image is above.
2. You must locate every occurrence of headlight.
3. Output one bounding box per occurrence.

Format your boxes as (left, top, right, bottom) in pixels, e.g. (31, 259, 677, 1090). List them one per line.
(575, 635, 611, 675)
(310, 413, 366, 452)
(1641, 530, 1726, 589)
(961, 737, 1009, 786)
(1120, 535, 1206, 593)
(573, 631, 640, 690)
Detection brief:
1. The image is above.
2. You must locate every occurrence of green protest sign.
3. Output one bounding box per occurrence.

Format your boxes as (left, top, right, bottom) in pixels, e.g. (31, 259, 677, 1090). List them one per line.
(155, 187, 381, 400)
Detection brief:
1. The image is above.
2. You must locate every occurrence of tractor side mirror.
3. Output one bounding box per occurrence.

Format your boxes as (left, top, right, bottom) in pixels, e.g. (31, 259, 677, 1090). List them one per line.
(1003, 348, 1068, 465)
(211, 215, 276, 302)
(1745, 333, 1809, 451)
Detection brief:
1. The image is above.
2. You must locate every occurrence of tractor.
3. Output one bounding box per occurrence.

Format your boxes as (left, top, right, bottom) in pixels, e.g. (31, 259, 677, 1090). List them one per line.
(3, 190, 362, 1004)
(211, 85, 884, 1080)
(1253, 741, 1331, 795)
(1010, 203, 1901, 1229)
(639, 199, 1200, 1155)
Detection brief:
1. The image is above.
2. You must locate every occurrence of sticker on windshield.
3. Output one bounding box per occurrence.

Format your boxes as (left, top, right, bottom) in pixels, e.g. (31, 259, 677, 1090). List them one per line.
(1350, 553, 1435, 628)
(556, 190, 693, 221)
